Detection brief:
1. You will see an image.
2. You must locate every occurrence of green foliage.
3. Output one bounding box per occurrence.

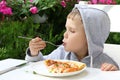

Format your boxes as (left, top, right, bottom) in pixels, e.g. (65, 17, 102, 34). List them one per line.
(0, 18, 35, 59)
(6, 0, 30, 20)
(4, 0, 60, 21)
(0, 0, 78, 60)
(0, 17, 65, 60)
(116, 0, 120, 4)
(106, 32, 120, 44)
(32, 0, 59, 10)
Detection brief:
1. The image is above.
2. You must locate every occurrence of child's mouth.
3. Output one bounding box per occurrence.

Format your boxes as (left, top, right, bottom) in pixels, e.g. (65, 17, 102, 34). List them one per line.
(63, 42, 66, 46)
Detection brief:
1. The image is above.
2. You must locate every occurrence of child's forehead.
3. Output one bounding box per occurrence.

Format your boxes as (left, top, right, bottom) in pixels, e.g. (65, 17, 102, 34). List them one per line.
(67, 15, 83, 27)
(65, 18, 84, 30)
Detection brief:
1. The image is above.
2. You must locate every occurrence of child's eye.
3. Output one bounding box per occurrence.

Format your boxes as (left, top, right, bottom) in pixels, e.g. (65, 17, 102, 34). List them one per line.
(70, 30, 75, 33)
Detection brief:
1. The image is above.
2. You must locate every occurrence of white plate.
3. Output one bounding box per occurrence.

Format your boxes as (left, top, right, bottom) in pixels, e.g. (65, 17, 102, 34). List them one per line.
(31, 60, 86, 77)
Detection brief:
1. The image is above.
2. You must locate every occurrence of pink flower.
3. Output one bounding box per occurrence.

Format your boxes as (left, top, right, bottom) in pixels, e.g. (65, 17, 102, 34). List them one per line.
(99, 0, 106, 4)
(0, 0, 13, 15)
(30, 0, 34, 2)
(106, 0, 113, 4)
(90, 0, 116, 4)
(0, 0, 7, 8)
(0, 7, 12, 15)
(60, 0, 66, 8)
(91, 0, 98, 4)
(111, 0, 117, 4)
(29, 6, 38, 14)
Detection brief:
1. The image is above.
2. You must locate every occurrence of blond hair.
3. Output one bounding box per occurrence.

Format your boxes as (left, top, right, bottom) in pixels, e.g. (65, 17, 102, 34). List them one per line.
(67, 8, 83, 24)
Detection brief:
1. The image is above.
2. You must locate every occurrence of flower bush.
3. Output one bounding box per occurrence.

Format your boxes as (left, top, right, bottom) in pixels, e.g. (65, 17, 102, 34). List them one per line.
(0, 0, 79, 21)
(0, 0, 79, 60)
(0, 0, 120, 21)
(89, 0, 117, 4)
(4, 0, 118, 21)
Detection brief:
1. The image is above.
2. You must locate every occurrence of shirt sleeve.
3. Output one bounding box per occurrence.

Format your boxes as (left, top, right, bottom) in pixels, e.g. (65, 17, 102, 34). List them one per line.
(25, 48, 44, 62)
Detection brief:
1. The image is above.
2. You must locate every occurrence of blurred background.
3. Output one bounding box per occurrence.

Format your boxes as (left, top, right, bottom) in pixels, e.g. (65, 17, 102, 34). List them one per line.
(0, 0, 120, 60)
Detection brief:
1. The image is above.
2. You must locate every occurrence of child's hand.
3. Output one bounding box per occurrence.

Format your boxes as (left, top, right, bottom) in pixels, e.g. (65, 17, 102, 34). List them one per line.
(29, 37, 46, 56)
(101, 63, 118, 71)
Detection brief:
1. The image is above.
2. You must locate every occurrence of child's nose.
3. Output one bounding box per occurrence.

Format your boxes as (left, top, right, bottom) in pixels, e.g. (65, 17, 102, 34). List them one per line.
(64, 31, 68, 38)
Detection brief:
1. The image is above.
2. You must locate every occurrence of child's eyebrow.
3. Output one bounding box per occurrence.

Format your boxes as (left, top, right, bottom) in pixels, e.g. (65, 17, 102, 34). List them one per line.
(66, 26, 76, 30)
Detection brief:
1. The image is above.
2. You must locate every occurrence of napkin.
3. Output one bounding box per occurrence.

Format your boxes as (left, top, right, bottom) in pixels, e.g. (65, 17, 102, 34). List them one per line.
(0, 58, 27, 74)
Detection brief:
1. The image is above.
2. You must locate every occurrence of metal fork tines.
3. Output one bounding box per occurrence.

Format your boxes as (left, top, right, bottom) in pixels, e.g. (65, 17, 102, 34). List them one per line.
(44, 41, 60, 47)
(18, 36, 60, 47)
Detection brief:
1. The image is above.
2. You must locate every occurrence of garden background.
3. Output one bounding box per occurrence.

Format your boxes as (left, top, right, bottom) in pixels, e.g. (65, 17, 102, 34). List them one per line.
(0, 0, 120, 60)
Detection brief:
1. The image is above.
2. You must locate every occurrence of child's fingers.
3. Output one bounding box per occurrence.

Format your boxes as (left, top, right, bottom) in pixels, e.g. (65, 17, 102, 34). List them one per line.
(110, 65, 118, 71)
(29, 38, 46, 48)
(101, 63, 110, 71)
(31, 37, 42, 42)
(101, 63, 118, 71)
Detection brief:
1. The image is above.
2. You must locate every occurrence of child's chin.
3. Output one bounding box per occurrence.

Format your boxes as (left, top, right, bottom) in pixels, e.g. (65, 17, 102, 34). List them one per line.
(64, 47, 71, 52)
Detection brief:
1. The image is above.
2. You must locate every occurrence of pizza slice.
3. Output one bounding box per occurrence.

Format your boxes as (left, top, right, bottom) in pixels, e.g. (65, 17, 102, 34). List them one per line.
(44, 59, 86, 73)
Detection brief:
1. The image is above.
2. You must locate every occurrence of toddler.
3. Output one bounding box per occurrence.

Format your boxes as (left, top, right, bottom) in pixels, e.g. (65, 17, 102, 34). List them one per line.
(25, 5, 119, 71)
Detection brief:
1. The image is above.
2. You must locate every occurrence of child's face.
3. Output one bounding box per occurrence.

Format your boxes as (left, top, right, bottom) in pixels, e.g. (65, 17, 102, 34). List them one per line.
(63, 18, 87, 54)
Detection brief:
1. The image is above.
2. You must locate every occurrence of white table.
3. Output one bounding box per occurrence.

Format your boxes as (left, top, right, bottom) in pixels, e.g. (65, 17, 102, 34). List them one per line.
(0, 60, 120, 80)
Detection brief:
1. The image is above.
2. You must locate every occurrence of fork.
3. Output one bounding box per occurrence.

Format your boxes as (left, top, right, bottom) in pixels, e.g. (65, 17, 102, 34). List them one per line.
(18, 36, 60, 47)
